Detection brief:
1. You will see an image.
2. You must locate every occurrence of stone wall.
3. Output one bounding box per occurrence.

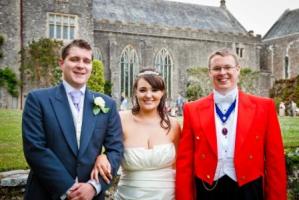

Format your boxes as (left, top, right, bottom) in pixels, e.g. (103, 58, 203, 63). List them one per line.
(22, 0, 94, 46)
(0, 0, 21, 73)
(94, 21, 263, 101)
(17, 0, 94, 108)
(0, 170, 116, 200)
(1, 0, 284, 108)
(0, 0, 21, 109)
(0, 88, 18, 109)
(262, 34, 299, 80)
(1, 0, 95, 109)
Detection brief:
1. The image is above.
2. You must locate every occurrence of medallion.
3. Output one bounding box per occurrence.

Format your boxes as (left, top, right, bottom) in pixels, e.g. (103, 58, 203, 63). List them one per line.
(222, 127, 228, 135)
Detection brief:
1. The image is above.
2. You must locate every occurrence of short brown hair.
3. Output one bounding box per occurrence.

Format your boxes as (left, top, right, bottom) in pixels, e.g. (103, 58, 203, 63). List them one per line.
(208, 48, 239, 68)
(61, 39, 92, 60)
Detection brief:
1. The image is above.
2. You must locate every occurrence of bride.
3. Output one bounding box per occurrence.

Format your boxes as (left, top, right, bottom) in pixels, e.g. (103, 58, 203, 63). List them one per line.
(91, 68, 181, 199)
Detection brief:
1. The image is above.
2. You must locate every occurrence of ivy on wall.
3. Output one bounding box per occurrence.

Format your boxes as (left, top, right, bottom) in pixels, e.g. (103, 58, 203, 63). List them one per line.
(0, 35, 19, 97)
(269, 75, 299, 112)
(20, 38, 112, 96)
(0, 67, 19, 97)
(20, 38, 63, 87)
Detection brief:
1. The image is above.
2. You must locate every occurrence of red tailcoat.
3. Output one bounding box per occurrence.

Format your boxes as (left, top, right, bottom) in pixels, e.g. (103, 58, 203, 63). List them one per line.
(176, 91, 287, 200)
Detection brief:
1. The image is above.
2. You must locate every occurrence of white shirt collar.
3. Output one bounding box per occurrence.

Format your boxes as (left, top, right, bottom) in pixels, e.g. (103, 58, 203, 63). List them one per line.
(213, 87, 238, 105)
(63, 80, 86, 96)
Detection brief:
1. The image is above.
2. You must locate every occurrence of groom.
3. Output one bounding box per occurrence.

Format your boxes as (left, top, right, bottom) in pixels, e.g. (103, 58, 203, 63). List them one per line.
(22, 39, 123, 200)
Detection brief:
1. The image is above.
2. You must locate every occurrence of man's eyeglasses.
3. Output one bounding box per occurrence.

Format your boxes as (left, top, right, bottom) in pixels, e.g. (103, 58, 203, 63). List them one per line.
(209, 65, 237, 73)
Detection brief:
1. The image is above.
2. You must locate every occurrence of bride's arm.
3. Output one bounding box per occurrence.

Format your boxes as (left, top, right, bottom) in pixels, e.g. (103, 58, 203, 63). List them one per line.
(90, 154, 112, 184)
(171, 117, 182, 169)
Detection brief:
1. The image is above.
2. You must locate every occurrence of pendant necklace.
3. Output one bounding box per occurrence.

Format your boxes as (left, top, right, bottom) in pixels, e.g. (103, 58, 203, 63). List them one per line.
(215, 99, 236, 136)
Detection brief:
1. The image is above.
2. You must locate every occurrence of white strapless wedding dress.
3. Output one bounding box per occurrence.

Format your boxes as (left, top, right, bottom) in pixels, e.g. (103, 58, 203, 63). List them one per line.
(114, 143, 176, 200)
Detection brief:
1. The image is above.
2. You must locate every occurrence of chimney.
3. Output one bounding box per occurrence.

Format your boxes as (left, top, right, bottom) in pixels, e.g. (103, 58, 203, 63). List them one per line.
(220, 0, 226, 8)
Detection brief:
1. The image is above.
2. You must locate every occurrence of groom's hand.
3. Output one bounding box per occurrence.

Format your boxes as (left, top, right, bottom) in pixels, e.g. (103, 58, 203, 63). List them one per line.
(67, 183, 96, 200)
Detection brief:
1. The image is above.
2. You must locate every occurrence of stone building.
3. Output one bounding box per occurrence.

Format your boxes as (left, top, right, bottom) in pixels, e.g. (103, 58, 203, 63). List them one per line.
(0, 0, 282, 108)
(0, 0, 94, 108)
(93, 0, 263, 102)
(261, 8, 299, 81)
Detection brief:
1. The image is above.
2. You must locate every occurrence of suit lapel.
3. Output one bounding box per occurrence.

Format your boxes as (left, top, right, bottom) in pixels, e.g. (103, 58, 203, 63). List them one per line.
(235, 91, 256, 153)
(78, 89, 97, 157)
(51, 83, 78, 156)
(198, 94, 217, 155)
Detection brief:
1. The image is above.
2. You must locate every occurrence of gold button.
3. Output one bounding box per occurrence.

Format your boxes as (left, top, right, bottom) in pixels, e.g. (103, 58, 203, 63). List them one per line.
(255, 135, 260, 140)
(206, 174, 210, 179)
(196, 136, 200, 140)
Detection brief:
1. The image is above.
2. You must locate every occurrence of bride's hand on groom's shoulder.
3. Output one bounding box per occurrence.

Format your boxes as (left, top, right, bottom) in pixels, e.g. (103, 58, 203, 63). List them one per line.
(90, 154, 112, 184)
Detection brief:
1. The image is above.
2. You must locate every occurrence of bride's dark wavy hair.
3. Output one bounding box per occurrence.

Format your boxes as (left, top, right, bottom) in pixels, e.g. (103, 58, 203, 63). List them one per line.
(131, 68, 171, 132)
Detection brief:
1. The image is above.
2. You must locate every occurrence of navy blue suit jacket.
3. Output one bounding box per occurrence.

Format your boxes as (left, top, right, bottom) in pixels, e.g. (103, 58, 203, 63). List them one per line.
(22, 83, 123, 200)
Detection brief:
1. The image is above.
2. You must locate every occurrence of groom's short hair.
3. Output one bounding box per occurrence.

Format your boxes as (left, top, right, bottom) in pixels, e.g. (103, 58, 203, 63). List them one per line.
(61, 39, 92, 60)
(208, 48, 239, 68)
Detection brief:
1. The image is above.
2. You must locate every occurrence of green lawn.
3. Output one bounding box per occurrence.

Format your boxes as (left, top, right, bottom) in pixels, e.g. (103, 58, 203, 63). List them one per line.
(0, 109, 28, 171)
(279, 117, 299, 148)
(0, 109, 298, 171)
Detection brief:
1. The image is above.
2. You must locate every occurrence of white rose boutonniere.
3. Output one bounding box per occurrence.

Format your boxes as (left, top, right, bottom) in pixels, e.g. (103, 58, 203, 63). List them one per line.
(93, 96, 110, 115)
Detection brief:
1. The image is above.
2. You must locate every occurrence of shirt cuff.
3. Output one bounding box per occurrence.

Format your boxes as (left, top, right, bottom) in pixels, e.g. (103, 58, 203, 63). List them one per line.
(88, 179, 101, 195)
(60, 188, 71, 200)
(60, 182, 75, 200)
(60, 193, 67, 200)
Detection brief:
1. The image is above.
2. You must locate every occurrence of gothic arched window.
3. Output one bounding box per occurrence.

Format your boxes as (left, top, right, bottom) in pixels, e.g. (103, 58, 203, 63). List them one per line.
(93, 47, 102, 61)
(154, 48, 173, 97)
(120, 45, 139, 97)
(284, 56, 289, 79)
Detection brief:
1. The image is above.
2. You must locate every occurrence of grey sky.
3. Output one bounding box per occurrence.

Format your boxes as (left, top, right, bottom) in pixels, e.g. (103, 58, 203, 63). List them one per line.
(166, 0, 299, 36)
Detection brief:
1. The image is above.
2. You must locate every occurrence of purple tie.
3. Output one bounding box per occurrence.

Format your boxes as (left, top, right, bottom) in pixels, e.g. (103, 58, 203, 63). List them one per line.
(69, 91, 81, 111)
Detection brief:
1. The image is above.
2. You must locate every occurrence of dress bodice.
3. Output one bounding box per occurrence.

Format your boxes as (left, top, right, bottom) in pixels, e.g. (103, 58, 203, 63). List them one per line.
(121, 143, 176, 171)
(115, 143, 176, 199)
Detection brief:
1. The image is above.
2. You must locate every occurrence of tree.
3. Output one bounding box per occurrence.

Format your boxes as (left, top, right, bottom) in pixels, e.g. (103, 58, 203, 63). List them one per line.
(185, 67, 212, 101)
(104, 80, 113, 96)
(87, 59, 105, 93)
(238, 68, 260, 94)
(186, 82, 203, 101)
(20, 38, 63, 87)
(185, 66, 260, 101)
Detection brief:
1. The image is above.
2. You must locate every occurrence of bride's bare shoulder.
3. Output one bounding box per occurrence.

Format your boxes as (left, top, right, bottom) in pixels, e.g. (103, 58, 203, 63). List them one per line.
(168, 116, 181, 133)
(119, 110, 133, 120)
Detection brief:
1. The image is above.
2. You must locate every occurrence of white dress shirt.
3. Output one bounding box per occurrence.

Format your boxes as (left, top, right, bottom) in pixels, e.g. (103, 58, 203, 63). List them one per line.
(61, 81, 101, 198)
(213, 87, 238, 181)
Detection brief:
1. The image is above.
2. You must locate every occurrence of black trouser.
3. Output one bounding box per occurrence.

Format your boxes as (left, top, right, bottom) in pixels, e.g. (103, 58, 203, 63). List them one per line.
(195, 175, 263, 200)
